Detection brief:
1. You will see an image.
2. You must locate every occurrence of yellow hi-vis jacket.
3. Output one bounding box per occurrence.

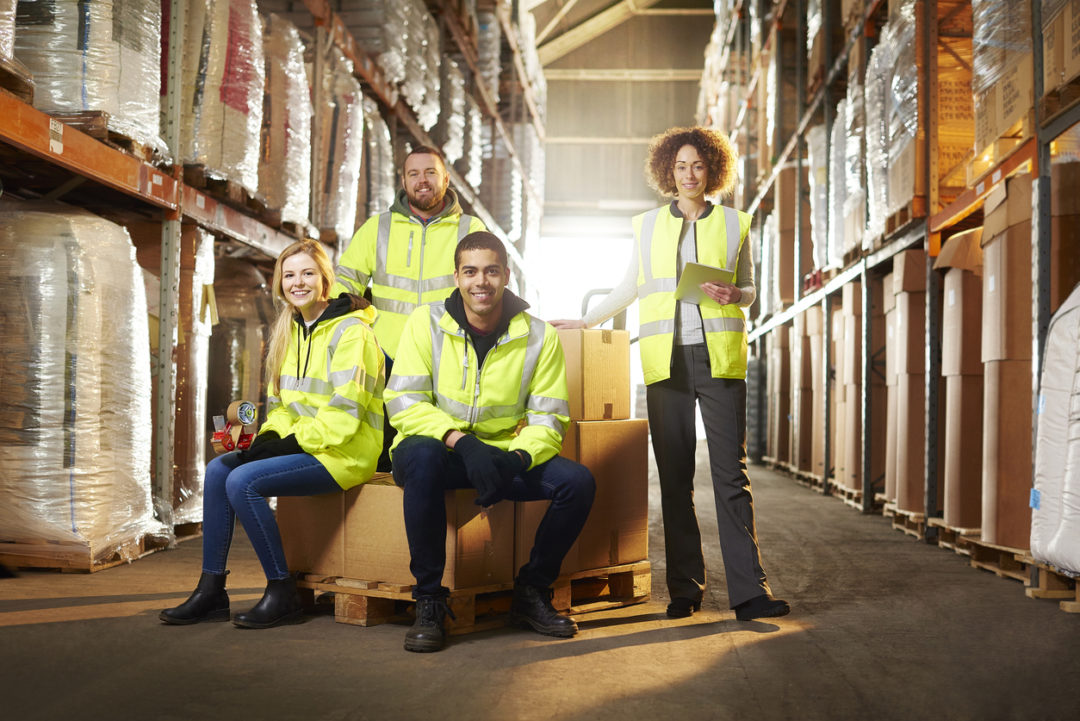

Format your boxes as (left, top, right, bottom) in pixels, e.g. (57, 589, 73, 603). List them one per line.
(259, 303, 385, 488)
(384, 303, 571, 468)
(331, 189, 486, 359)
(634, 203, 752, 385)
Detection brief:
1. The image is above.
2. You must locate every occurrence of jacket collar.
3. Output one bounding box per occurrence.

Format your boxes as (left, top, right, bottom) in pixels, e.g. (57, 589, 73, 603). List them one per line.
(441, 288, 531, 339)
(668, 200, 714, 220)
(390, 187, 463, 223)
(295, 293, 376, 338)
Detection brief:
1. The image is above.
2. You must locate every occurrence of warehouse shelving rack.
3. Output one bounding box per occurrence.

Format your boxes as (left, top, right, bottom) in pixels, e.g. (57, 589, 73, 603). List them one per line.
(712, 0, 1080, 535)
(0, 0, 548, 535)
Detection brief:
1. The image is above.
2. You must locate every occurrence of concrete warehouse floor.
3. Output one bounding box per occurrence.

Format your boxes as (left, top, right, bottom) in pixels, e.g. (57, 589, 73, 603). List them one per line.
(2, 443, 1078, 721)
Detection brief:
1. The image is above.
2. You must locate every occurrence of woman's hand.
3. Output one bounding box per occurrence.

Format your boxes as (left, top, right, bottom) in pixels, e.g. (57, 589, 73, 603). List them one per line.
(701, 281, 742, 305)
(549, 319, 586, 329)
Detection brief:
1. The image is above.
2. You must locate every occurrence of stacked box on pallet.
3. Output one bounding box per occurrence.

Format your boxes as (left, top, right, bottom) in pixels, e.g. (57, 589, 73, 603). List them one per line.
(758, 212, 778, 318)
(971, 0, 1033, 179)
(839, 283, 863, 492)
(747, 354, 767, 463)
(456, 94, 485, 191)
(1041, 0, 1080, 103)
(839, 279, 887, 494)
(772, 166, 813, 309)
(807, 307, 827, 480)
(806, 125, 829, 269)
(829, 308, 846, 484)
(843, 54, 867, 256)
(789, 311, 814, 473)
(980, 163, 1080, 549)
(401, 0, 440, 131)
(14, 0, 165, 155)
(864, 26, 895, 242)
(0, 0, 14, 60)
(765, 325, 791, 464)
(934, 228, 984, 531)
(433, 57, 466, 165)
(882, 273, 898, 503)
(350, 0, 407, 88)
(515, 330, 647, 577)
(313, 47, 365, 242)
(477, 10, 501, 104)
(0, 203, 157, 569)
(886, 0, 974, 220)
(827, 98, 847, 268)
(260, 14, 312, 227)
(173, 0, 264, 193)
(362, 97, 395, 220)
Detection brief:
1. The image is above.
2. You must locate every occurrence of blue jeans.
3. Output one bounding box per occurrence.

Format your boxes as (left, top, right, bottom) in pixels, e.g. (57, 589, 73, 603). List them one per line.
(392, 435, 596, 597)
(202, 452, 340, 580)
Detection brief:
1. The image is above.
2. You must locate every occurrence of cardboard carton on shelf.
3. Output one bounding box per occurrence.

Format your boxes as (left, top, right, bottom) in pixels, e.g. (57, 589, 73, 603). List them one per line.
(557, 329, 630, 421)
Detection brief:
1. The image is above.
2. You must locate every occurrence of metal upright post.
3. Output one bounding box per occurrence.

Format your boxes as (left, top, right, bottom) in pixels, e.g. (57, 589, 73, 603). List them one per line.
(859, 261, 874, 512)
(156, 0, 186, 535)
(821, 293, 833, 495)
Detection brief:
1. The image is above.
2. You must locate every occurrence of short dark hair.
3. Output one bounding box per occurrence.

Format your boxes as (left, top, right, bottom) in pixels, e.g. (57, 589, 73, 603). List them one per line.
(404, 145, 447, 170)
(455, 231, 508, 270)
(645, 126, 738, 198)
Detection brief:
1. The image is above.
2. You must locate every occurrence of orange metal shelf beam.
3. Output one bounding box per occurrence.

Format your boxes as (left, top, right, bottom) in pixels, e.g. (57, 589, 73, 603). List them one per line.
(929, 137, 1036, 234)
(0, 90, 178, 211)
(181, 185, 296, 258)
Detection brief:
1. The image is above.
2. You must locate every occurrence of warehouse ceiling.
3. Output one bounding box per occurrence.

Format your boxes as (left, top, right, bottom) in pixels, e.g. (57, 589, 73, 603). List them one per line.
(526, 0, 716, 236)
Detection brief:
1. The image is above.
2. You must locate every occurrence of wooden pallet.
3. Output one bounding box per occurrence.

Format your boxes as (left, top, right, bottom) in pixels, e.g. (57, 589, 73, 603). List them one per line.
(791, 469, 825, 493)
(1017, 555, 1080, 614)
(882, 503, 925, 539)
(0, 55, 33, 104)
(926, 517, 980, 555)
(299, 561, 651, 635)
(967, 109, 1035, 188)
(885, 196, 927, 237)
(831, 482, 879, 511)
(961, 538, 1030, 584)
(841, 245, 864, 270)
(46, 110, 159, 163)
(184, 164, 268, 216)
(1039, 75, 1080, 125)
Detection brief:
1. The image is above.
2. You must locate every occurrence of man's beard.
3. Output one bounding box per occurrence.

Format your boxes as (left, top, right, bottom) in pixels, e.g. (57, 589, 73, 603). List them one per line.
(408, 186, 446, 212)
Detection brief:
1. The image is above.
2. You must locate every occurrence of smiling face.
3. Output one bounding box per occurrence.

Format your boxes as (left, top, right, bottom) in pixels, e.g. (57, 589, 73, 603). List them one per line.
(454, 247, 510, 330)
(281, 252, 328, 319)
(403, 152, 450, 215)
(673, 144, 708, 202)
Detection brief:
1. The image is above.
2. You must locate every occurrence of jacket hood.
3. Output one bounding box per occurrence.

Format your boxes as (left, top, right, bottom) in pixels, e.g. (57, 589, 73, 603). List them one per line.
(391, 187, 463, 221)
(444, 287, 530, 337)
(297, 293, 375, 337)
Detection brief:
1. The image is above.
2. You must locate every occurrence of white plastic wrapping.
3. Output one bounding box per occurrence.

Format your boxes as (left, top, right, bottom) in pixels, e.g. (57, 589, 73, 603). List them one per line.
(477, 10, 501, 104)
(1031, 283, 1080, 575)
(806, 124, 829, 270)
(260, 14, 312, 227)
(435, 57, 466, 165)
(864, 27, 894, 241)
(362, 96, 395, 219)
(14, 0, 166, 155)
(886, 0, 919, 216)
(844, 80, 866, 255)
(351, 0, 407, 88)
(458, 94, 484, 191)
(177, 0, 265, 194)
(1, 0, 16, 60)
(0, 202, 158, 565)
(315, 48, 364, 241)
(760, 211, 777, 318)
(828, 98, 848, 269)
(972, 0, 1031, 95)
(482, 124, 522, 241)
(807, 0, 822, 66)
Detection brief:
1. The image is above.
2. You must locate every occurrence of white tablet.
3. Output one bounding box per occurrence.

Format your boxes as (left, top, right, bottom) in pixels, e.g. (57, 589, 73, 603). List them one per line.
(673, 261, 736, 305)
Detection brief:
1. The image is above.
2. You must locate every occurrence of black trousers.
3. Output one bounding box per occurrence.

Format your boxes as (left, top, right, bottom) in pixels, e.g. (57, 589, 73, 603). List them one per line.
(646, 343, 772, 607)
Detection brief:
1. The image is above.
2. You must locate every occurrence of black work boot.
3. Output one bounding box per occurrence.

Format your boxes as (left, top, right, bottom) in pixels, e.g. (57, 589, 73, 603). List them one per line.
(160, 572, 230, 625)
(232, 576, 303, 629)
(404, 596, 454, 652)
(510, 583, 577, 638)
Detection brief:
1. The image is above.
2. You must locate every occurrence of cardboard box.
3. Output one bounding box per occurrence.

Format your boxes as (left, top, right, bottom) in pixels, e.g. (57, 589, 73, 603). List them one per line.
(943, 374, 983, 529)
(1043, 4, 1067, 93)
(842, 312, 862, 387)
(279, 477, 516, 589)
(557, 329, 631, 421)
(842, 281, 862, 316)
(933, 227, 983, 273)
(775, 166, 812, 233)
(884, 308, 897, 387)
(973, 53, 1033, 160)
(791, 387, 814, 472)
(774, 228, 814, 306)
(981, 223, 1033, 362)
(768, 391, 792, 464)
(841, 384, 861, 491)
(942, 268, 984, 376)
(894, 292, 926, 375)
(882, 273, 897, 314)
(806, 305, 824, 336)
(832, 396, 847, 486)
(892, 250, 927, 294)
(895, 373, 925, 514)
(981, 359, 1033, 549)
(883, 385, 898, 503)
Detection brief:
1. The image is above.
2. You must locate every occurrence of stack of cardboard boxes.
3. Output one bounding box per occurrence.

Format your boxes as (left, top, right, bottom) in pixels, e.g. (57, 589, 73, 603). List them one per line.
(765, 325, 791, 464)
(772, 167, 815, 310)
(789, 310, 815, 474)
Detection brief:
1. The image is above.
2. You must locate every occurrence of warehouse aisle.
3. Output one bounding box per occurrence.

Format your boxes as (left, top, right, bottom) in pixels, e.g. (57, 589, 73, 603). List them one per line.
(2, 444, 1078, 721)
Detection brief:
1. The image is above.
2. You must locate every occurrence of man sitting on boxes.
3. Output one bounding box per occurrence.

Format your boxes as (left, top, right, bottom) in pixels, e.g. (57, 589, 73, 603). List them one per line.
(385, 231, 595, 653)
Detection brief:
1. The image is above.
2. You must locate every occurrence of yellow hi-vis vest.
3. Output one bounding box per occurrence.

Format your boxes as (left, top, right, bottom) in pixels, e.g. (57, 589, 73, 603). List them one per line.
(384, 304, 571, 468)
(634, 203, 752, 385)
(332, 210, 485, 359)
(259, 305, 386, 488)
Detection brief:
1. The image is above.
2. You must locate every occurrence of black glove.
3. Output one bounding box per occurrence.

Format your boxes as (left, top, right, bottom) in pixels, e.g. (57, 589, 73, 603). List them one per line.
(237, 434, 303, 463)
(491, 448, 530, 483)
(248, 430, 280, 449)
(454, 434, 510, 506)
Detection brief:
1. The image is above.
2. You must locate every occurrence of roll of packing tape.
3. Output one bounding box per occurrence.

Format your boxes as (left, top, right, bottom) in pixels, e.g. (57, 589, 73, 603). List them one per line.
(227, 400, 257, 426)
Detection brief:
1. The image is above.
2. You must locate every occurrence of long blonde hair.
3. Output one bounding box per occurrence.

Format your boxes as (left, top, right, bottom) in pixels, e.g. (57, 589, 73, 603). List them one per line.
(264, 240, 336, 394)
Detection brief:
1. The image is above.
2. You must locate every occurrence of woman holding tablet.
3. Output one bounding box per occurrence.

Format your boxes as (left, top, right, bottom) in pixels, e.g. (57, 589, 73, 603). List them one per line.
(551, 126, 789, 622)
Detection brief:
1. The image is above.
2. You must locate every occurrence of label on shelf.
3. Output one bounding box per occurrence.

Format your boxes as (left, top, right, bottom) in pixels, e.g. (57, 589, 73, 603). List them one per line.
(49, 118, 63, 155)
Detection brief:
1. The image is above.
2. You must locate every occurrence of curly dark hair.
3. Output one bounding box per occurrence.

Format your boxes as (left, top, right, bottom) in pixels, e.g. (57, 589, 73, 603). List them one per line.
(645, 126, 738, 198)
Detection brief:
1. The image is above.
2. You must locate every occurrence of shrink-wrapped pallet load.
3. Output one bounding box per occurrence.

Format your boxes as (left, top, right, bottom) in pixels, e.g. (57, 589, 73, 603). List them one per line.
(350, 0, 407, 89)
(1, 0, 16, 60)
(477, 10, 500, 104)
(174, 0, 265, 193)
(759, 211, 777, 318)
(433, 57, 466, 165)
(864, 26, 894, 241)
(806, 124, 829, 270)
(971, 0, 1033, 167)
(844, 79, 866, 256)
(14, 0, 165, 155)
(0, 203, 157, 568)
(1031, 284, 1080, 575)
(458, 94, 485, 191)
(827, 98, 847, 268)
(313, 47, 364, 241)
(362, 96, 395, 220)
(259, 14, 312, 227)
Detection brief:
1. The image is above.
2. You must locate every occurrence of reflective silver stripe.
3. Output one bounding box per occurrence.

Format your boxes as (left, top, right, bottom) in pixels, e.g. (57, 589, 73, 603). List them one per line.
(420, 275, 456, 294)
(335, 264, 369, 290)
(429, 305, 452, 393)
(638, 208, 662, 284)
(434, 391, 475, 419)
(328, 368, 380, 395)
(324, 317, 367, 381)
(267, 395, 281, 410)
(527, 412, 567, 436)
(639, 319, 675, 339)
(515, 316, 547, 409)
(702, 316, 746, 333)
(638, 277, 677, 296)
(328, 395, 362, 419)
(722, 206, 743, 270)
(374, 273, 421, 292)
(527, 395, 570, 417)
(287, 401, 319, 418)
(371, 212, 394, 287)
(387, 374, 433, 392)
(364, 410, 385, 431)
(386, 393, 428, 418)
(458, 214, 475, 240)
(278, 374, 333, 395)
(374, 297, 417, 316)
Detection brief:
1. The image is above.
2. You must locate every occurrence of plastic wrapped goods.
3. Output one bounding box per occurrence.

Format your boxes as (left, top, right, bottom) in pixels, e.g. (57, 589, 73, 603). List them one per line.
(759, 212, 777, 318)
(971, 0, 1032, 157)
(434, 57, 466, 165)
(174, 0, 265, 194)
(828, 98, 848, 268)
(864, 29, 894, 241)
(259, 14, 312, 227)
(350, 0, 407, 87)
(1, 0, 15, 59)
(1031, 284, 1080, 574)
(14, 0, 165, 155)
(806, 124, 829, 270)
(362, 96, 395, 220)
(314, 49, 364, 241)
(400, 0, 440, 131)
(477, 10, 500, 104)
(0, 203, 157, 566)
(457, 94, 484, 191)
(844, 80, 866, 255)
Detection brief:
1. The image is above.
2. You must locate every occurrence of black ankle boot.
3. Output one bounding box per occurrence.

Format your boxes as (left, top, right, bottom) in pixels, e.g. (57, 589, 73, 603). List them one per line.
(510, 583, 577, 638)
(232, 576, 303, 629)
(160, 572, 230, 625)
(404, 596, 455, 653)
